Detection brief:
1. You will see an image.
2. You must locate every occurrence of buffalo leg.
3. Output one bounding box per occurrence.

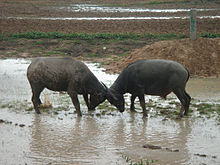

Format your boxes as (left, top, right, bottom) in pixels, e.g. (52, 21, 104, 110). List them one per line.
(31, 85, 44, 114)
(130, 95, 137, 112)
(138, 94, 147, 117)
(68, 92, 82, 116)
(83, 93, 90, 110)
(173, 88, 191, 118)
(183, 90, 191, 115)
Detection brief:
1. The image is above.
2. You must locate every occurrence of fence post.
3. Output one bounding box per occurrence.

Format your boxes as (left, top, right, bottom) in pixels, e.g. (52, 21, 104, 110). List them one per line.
(190, 9, 197, 40)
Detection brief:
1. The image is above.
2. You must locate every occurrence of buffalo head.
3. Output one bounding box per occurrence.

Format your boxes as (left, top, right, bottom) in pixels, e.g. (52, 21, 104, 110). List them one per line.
(89, 82, 108, 110)
(106, 89, 125, 112)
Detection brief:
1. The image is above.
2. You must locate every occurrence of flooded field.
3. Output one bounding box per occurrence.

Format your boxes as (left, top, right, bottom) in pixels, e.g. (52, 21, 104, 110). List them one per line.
(5, 4, 220, 21)
(57, 4, 217, 13)
(0, 59, 220, 165)
(3, 4, 220, 21)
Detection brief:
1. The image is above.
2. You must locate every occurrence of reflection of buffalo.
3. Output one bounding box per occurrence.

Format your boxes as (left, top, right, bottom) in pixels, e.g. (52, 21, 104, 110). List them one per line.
(27, 57, 107, 116)
(107, 59, 191, 118)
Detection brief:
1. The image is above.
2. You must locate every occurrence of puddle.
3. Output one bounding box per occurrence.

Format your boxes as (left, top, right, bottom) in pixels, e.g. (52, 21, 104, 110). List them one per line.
(0, 59, 220, 165)
(6, 15, 220, 21)
(4, 4, 220, 21)
(57, 4, 217, 13)
(187, 78, 220, 101)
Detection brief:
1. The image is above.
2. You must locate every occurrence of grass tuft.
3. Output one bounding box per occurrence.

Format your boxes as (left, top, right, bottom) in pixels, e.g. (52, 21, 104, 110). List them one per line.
(200, 32, 220, 38)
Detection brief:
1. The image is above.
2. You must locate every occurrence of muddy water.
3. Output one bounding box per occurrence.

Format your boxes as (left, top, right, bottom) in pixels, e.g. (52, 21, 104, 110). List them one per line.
(6, 15, 220, 21)
(58, 4, 216, 13)
(0, 59, 220, 165)
(5, 4, 220, 21)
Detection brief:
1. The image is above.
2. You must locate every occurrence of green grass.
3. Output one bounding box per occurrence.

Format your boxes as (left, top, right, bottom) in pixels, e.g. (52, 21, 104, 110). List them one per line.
(105, 0, 191, 7)
(17, 48, 25, 52)
(147, 0, 191, 5)
(148, 1, 171, 5)
(97, 101, 117, 111)
(0, 31, 188, 41)
(7, 31, 140, 40)
(32, 40, 44, 45)
(10, 52, 17, 55)
(0, 104, 8, 109)
(44, 51, 61, 56)
(31, 50, 42, 55)
(113, 56, 121, 62)
(118, 52, 130, 57)
(200, 32, 220, 38)
(1, 31, 219, 42)
(190, 102, 220, 120)
(86, 53, 99, 58)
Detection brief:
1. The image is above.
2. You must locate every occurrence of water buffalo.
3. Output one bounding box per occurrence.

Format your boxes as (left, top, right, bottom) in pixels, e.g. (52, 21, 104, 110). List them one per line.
(27, 57, 107, 116)
(107, 59, 191, 118)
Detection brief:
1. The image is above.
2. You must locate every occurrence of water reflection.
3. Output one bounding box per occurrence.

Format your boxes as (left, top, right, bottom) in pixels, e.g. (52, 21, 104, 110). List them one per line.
(29, 113, 192, 164)
(29, 114, 126, 164)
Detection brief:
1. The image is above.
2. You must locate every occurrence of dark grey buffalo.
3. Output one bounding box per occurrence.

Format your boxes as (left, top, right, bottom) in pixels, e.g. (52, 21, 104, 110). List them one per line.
(107, 59, 191, 118)
(27, 57, 107, 116)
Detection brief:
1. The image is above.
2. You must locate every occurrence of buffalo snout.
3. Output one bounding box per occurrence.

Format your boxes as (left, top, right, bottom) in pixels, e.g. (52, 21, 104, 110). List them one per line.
(119, 106, 125, 113)
(88, 105, 96, 111)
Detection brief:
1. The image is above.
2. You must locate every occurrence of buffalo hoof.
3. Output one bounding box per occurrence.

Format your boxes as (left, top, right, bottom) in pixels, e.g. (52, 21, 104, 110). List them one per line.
(76, 112, 82, 116)
(130, 108, 136, 112)
(142, 114, 148, 119)
(88, 108, 95, 111)
(176, 114, 183, 120)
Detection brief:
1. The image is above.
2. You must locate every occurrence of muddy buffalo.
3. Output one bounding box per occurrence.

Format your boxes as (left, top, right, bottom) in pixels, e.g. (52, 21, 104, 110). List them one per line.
(107, 59, 191, 118)
(27, 57, 107, 116)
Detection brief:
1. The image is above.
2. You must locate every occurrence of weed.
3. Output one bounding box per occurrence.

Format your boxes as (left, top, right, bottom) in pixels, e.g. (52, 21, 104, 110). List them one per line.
(146, 102, 156, 108)
(18, 48, 25, 52)
(97, 101, 116, 111)
(32, 41, 44, 45)
(31, 50, 42, 55)
(148, 1, 170, 5)
(113, 56, 121, 62)
(118, 52, 130, 57)
(86, 53, 98, 58)
(122, 155, 158, 165)
(216, 105, 220, 115)
(44, 51, 60, 56)
(155, 33, 186, 40)
(191, 102, 220, 121)
(197, 103, 213, 114)
(0, 104, 8, 109)
(200, 32, 220, 38)
(25, 107, 33, 112)
(148, 0, 190, 5)
(11, 51, 17, 55)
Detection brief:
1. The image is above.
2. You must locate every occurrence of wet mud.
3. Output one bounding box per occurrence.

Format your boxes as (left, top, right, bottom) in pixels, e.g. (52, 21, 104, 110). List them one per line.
(0, 59, 220, 165)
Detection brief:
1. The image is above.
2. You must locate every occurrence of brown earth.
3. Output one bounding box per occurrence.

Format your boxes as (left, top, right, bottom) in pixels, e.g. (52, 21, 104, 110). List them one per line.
(0, 0, 220, 77)
(106, 38, 220, 77)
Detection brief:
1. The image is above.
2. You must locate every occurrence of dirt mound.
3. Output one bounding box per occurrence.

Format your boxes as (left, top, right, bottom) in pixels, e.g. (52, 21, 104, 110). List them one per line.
(107, 38, 220, 77)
